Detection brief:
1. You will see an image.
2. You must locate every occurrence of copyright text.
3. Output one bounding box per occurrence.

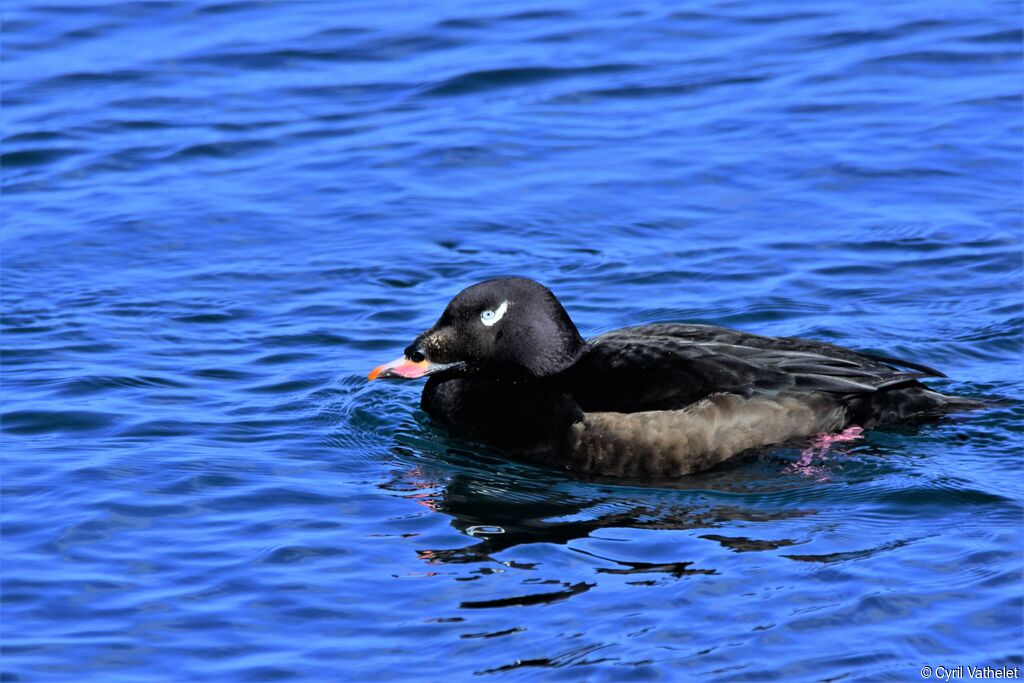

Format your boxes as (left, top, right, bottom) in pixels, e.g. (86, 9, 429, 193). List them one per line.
(920, 665, 1020, 680)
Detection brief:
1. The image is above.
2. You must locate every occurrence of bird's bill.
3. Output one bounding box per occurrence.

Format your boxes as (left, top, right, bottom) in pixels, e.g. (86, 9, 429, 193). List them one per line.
(368, 356, 460, 381)
(368, 356, 429, 380)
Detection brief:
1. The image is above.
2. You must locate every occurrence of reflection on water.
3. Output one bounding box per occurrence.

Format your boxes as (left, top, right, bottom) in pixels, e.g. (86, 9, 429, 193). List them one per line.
(382, 440, 825, 577)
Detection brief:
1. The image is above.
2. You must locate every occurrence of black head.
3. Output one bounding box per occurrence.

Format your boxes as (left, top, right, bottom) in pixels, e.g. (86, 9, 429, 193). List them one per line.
(369, 277, 588, 381)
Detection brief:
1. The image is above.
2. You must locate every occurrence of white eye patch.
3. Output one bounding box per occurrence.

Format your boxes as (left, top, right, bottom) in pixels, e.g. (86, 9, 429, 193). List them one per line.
(480, 300, 509, 327)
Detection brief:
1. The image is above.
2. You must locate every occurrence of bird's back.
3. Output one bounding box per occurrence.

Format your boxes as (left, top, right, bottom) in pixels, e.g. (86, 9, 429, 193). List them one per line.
(569, 323, 946, 418)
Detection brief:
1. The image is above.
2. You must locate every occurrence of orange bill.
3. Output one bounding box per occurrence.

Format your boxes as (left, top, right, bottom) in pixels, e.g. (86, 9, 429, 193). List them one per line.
(368, 356, 431, 381)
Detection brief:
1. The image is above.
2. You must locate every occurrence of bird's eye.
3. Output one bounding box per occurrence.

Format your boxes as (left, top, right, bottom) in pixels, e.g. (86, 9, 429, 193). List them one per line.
(480, 300, 509, 327)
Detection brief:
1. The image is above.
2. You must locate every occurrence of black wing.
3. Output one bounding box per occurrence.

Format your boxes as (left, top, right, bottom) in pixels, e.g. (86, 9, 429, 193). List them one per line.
(568, 324, 942, 413)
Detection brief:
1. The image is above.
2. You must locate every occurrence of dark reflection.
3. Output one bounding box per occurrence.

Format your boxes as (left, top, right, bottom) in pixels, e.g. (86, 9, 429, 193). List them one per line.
(460, 581, 594, 609)
(699, 534, 802, 553)
(378, 439, 818, 577)
(781, 537, 912, 563)
(460, 627, 525, 640)
(597, 560, 715, 577)
(475, 642, 615, 675)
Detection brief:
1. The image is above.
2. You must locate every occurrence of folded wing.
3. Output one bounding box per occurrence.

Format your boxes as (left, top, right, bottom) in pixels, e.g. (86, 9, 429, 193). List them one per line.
(572, 323, 942, 413)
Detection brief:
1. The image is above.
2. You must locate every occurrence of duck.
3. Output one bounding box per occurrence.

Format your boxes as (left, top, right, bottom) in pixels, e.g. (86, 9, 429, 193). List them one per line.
(368, 277, 978, 478)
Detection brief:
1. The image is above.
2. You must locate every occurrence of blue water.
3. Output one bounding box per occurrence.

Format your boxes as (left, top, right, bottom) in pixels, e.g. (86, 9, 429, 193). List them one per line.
(3, 1, 1022, 680)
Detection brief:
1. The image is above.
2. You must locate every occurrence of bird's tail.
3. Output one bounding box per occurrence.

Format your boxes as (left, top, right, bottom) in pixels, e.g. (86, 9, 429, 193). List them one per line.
(845, 385, 987, 427)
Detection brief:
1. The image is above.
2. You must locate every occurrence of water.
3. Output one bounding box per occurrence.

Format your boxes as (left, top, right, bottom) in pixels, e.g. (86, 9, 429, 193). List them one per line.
(3, 1, 1022, 680)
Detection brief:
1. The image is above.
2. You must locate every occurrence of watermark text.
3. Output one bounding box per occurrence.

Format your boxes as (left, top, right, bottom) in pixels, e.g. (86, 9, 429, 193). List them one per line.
(920, 665, 1020, 680)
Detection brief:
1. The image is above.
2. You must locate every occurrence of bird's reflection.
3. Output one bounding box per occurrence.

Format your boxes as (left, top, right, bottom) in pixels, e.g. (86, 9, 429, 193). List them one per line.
(378, 440, 818, 570)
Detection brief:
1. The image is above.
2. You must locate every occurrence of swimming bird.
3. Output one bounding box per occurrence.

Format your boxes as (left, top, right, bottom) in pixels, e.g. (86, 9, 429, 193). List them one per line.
(369, 277, 977, 478)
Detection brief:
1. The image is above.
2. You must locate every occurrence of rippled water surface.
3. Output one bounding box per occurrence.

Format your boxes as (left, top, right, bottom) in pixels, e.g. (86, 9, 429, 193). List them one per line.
(3, 1, 1022, 680)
